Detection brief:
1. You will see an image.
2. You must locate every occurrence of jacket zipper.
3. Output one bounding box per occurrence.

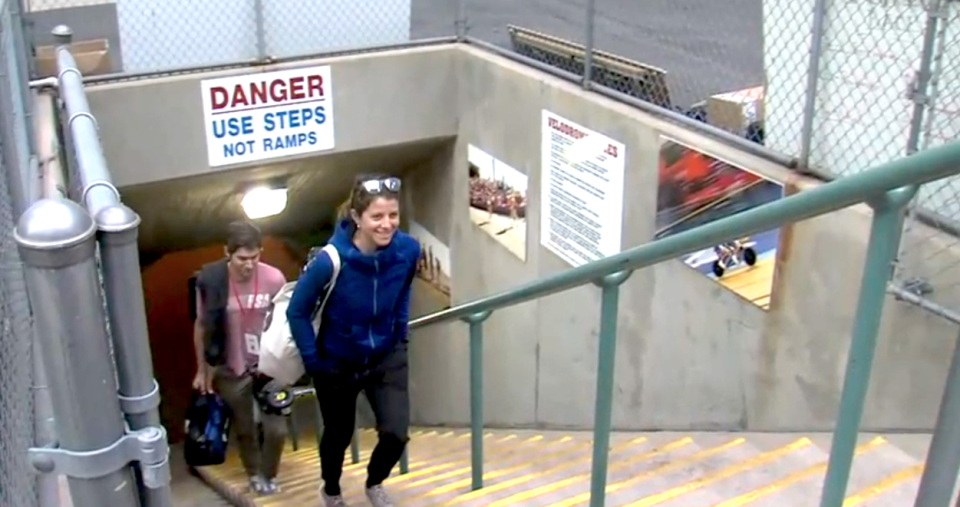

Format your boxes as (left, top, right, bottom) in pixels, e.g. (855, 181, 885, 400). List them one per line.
(369, 259, 379, 352)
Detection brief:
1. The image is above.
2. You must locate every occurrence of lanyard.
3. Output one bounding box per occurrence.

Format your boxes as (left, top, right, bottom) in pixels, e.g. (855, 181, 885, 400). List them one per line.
(230, 268, 259, 328)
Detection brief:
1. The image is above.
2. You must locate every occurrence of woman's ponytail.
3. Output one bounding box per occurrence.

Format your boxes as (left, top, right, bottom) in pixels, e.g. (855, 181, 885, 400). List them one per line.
(335, 192, 353, 221)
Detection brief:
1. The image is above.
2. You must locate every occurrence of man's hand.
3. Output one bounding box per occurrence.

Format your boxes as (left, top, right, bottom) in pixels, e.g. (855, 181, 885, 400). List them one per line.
(192, 365, 215, 394)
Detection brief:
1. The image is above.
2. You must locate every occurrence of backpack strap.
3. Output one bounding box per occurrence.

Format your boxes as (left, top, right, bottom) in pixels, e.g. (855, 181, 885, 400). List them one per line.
(316, 244, 341, 317)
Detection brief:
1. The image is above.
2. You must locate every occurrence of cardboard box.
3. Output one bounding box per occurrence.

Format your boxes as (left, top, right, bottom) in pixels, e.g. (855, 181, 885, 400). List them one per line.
(34, 39, 112, 78)
(706, 86, 765, 136)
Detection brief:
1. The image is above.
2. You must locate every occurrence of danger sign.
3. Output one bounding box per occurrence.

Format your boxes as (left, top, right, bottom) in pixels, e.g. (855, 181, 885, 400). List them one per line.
(200, 65, 336, 167)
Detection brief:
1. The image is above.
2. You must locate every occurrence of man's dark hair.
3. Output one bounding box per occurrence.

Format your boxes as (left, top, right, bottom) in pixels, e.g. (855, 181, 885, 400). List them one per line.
(226, 220, 262, 254)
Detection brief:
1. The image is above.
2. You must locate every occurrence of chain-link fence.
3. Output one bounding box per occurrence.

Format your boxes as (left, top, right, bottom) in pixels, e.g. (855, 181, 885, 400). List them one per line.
(0, 0, 37, 504)
(885, 2, 960, 311)
(23, 0, 437, 75)
(449, 0, 960, 314)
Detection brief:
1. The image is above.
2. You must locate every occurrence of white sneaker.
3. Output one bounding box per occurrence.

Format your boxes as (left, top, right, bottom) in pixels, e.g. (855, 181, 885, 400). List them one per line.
(320, 487, 349, 507)
(365, 484, 395, 507)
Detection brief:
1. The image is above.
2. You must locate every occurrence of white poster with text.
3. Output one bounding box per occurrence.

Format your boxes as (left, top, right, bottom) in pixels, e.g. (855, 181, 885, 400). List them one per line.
(540, 110, 625, 268)
(200, 65, 335, 167)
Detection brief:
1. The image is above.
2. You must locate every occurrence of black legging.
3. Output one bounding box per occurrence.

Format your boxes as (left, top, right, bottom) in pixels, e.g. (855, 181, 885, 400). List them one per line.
(313, 344, 410, 496)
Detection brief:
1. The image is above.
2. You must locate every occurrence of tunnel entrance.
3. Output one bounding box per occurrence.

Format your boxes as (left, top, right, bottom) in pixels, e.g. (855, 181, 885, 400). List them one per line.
(139, 138, 455, 442)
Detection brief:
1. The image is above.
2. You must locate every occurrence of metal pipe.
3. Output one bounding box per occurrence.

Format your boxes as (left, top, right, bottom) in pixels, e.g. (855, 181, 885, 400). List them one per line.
(15, 198, 140, 507)
(399, 447, 409, 475)
(905, 0, 942, 156)
(582, 0, 596, 88)
(818, 186, 915, 507)
(31, 334, 60, 507)
(33, 89, 67, 507)
(798, 0, 828, 169)
(28, 77, 59, 89)
(920, 7, 949, 154)
(35, 91, 67, 200)
(54, 28, 117, 218)
(254, 0, 266, 61)
(588, 271, 631, 507)
(351, 422, 360, 464)
(98, 204, 173, 507)
(455, 0, 466, 41)
(914, 328, 960, 507)
(462, 36, 799, 170)
(53, 27, 171, 507)
(464, 311, 491, 491)
(412, 142, 960, 331)
(888, 283, 960, 325)
(8, 0, 36, 156)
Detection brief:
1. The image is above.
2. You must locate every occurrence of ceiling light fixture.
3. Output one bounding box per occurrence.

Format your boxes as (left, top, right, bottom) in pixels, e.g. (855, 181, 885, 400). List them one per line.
(241, 185, 288, 219)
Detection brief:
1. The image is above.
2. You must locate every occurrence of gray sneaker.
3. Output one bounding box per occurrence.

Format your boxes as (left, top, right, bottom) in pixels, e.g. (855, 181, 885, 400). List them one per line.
(365, 484, 395, 507)
(260, 477, 280, 495)
(248, 475, 265, 495)
(320, 487, 349, 507)
(249, 475, 281, 496)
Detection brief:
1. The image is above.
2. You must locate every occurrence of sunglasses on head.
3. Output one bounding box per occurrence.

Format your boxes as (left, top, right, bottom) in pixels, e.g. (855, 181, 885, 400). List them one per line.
(359, 177, 402, 194)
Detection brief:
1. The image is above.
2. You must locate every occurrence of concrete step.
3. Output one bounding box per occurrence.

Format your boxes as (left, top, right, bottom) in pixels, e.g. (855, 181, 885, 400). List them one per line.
(192, 427, 930, 507)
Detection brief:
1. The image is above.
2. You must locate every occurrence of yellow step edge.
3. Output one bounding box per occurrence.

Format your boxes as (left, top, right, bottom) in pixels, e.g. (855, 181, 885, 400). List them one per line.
(621, 438, 813, 507)
(545, 438, 747, 507)
(711, 436, 887, 507)
(843, 463, 925, 507)
(247, 431, 549, 505)
(497, 436, 716, 507)
(434, 436, 670, 507)
(223, 430, 474, 501)
(261, 437, 474, 499)
(387, 435, 576, 490)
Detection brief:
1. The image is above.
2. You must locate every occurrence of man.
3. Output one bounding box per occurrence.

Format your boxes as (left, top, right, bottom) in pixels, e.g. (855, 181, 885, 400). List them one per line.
(192, 220, 288, 495)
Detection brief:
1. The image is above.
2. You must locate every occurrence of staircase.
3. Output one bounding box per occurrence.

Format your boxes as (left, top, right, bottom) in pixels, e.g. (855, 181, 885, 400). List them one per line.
(192, 428, 928, 506)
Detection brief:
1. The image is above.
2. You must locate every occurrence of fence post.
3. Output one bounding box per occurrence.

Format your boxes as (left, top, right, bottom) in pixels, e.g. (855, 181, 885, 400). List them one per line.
(16, 198, 141, 507)
(798, 0, 828, 169)
(455, 0, 467, 41)
(906, 0, 942, 157)
(32, 330, 59, 507)
(818, 186, 915, 507)
(462, 310, 492, 491)
(894, 0, 943, 297)
(253, 0, 266, 60)
(8, 0, 35, 157)
(588, 270, 632, 507)
(582, 0, 596, 89)
(97, 203, 173, 507)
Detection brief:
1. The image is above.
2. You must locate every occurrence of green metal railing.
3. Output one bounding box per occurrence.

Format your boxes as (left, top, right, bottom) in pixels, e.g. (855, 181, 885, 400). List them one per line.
(407, 141, 960, 507)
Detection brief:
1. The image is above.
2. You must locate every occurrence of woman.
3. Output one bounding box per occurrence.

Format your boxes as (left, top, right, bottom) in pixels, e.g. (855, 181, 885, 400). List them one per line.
(287, 174, 420, 507)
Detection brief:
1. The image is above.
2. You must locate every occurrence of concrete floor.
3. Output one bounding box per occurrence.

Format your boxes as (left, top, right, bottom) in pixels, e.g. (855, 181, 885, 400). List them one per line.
(169, 444, 232, 507)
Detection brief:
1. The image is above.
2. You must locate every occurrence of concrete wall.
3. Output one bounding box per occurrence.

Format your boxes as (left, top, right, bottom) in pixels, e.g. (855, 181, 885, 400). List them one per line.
(85, 44, 458, 188)
(403, 46, 960, 432)
(81, 42, 960, 431)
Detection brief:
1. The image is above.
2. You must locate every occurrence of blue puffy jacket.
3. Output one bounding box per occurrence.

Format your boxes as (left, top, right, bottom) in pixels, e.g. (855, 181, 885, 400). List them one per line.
(287, 219, 420, 373)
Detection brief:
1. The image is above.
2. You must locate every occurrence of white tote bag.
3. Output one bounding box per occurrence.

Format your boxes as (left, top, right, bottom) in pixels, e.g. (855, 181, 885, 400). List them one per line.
(258, 245, 341, 385)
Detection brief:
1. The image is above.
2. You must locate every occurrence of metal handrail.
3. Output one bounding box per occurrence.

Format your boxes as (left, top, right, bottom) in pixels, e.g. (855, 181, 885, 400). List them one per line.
(408, 139, 960, 507)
